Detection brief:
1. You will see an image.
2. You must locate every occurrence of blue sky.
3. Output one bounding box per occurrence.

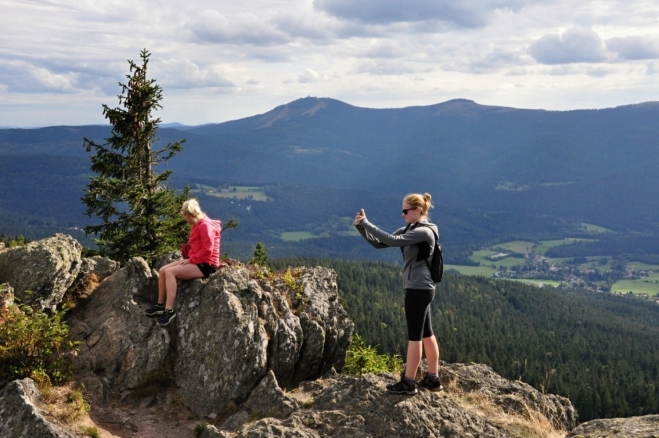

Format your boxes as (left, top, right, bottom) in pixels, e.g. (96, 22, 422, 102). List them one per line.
(1, 0, 658, 126)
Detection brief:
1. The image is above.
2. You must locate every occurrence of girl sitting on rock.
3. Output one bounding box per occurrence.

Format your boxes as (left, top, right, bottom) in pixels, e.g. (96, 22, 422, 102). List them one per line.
(145, 199, 221, 326)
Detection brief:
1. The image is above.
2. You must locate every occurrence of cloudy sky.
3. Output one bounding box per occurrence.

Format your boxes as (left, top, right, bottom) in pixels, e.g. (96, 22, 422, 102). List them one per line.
(1, 0, 658, 126)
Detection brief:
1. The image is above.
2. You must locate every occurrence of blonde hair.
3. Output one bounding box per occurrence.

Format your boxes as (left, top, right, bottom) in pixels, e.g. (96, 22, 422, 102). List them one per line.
(180, 199, 204, 219)
(404, 193, 433, 217)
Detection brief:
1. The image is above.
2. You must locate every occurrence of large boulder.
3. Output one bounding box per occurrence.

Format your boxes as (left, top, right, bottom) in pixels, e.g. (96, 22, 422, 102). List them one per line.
(0, 378, 76, 438)
(0, 234, 83, 310)
(566, 414, 659, 437)
(172, 265, 353, 417)
(69, 257, 169, 398)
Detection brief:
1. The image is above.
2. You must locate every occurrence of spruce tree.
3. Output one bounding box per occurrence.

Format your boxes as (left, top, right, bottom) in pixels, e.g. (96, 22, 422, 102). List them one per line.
(250, 241, 269, 266)
(82, 49, 188, 264)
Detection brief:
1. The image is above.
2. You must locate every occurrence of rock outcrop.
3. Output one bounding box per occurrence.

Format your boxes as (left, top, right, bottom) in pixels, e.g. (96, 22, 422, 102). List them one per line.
(0, 234, 83, 310)
(69, 253, 353, 418)
(566, 414, 659, 437)
(0, 378, 75, 438)
(208, 363, 575, 438)
(69, 257, 169, 400)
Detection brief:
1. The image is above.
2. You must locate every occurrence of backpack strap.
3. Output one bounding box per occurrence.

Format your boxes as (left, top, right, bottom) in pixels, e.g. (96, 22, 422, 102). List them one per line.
(414, 224, 438, 264)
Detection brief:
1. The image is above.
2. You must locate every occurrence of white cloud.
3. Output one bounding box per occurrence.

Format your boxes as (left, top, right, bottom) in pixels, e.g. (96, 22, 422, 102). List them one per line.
(298, 69, 321, 83)
(528, 27, 609, 64)
(606, 36, 659, 60)
(356, 40, 406, 59)
(313, 0, 527, 28)
(0, 60, 78, 93)
(469, 48, 530, 72)
(186, 10, 289, 46)
(153, 58, 234, 89)
(351, 60, 434, 76)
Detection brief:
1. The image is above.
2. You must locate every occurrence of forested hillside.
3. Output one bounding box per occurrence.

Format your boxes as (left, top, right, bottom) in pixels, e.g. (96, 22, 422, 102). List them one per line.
(271, 258, 659, 423)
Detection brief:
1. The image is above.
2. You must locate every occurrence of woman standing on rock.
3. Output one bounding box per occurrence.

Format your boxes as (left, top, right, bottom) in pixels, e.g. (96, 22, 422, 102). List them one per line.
(354, 193, 442, 395)
(145, 199, 221, 326)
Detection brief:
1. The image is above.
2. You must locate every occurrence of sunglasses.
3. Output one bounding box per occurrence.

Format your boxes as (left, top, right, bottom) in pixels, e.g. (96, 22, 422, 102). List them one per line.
(402, 207, 417, 215)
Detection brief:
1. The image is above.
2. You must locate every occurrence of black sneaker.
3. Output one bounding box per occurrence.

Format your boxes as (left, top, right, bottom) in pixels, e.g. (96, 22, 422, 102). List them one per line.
(419, 375, 444, 392)
(386, 376, 418, 395)
(157, 309, 176, 326)
(145, 303, 165, 316)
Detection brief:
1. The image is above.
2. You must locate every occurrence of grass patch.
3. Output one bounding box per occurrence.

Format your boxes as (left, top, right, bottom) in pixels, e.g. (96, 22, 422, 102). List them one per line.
(493, 240, 535, 253)
(281, 231, 318, 242)
(581, 223, 613, 233)
(532, 239, 594, 255)
(628, 262, 659, 272)
(508, 279, 561, 288)
(446, 265, 497, 277)
(196, 185, 271, 201)
(611, 273, 659, 296)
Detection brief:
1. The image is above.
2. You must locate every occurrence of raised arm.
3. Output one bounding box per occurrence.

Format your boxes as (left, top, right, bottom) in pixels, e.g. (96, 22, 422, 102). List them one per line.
(358, 219, 431, 248)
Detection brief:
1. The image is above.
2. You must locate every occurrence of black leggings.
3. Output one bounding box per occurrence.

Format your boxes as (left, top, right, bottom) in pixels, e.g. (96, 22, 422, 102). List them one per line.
(405, 289, 435, 341)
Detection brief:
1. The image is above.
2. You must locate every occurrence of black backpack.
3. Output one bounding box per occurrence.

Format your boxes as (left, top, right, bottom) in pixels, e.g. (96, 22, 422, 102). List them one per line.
(401, 223, 444, 283)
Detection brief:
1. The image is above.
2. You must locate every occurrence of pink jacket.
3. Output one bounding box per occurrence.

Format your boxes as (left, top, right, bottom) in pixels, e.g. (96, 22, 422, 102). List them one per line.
(187, 216, 221, 266)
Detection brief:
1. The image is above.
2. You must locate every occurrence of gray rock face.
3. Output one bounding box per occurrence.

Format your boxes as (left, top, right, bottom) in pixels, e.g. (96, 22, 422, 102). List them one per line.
(441, 361, 577, 431)
(173, 268, 270, 417)
(69, 257, 170, 395)
(0, 378, 76, 438)
(566, 414, 659, 437)
(172, 265, 353, 417)
(0, 234, 83, 310)
(243, 371, 300, 419)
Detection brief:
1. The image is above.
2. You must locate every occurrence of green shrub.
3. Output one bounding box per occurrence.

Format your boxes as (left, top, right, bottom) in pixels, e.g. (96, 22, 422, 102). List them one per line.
(83, 426, 100, 438)
(343, 334, 403, 376)
(282, 268, 304, 294)
(194, 422, 208, 437)
(0, 300, 78, 384)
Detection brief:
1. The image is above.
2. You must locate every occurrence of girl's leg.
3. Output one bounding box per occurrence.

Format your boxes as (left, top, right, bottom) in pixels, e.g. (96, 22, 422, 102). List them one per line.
(158, 260, 186, 304)
(163, 263, 204, 309)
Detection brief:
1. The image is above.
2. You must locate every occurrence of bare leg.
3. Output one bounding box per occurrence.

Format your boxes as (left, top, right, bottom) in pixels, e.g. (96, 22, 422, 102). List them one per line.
(422, 335, 440, 375)
(405, 341, 423, 379)
(158, 260, 187, 304)
(163, 262, 204, 309)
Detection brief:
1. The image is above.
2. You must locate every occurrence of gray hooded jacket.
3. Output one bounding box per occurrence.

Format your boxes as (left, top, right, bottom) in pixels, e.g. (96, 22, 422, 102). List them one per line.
(356, 219, 439, 290)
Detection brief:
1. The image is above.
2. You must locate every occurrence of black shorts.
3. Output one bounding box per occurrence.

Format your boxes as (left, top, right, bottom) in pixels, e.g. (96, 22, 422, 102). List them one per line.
(197, 263, 218, 278)
(404, 288, 435, 341)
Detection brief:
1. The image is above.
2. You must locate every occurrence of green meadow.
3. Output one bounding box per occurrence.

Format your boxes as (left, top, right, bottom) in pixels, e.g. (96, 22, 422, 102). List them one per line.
(445, 264, 497, 276)
(492, 240, 534, 253)
(611, 273, 659, 296)
(508, 279, 561, 287)
(581, 223, 613, 233)
(532, 238, 594, 254)
(280, 231, 318, 241)
(200, 185, 271, 201)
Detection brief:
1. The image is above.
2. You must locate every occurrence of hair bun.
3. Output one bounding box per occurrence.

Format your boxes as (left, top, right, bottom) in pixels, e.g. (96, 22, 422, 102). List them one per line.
(423, 193, 432, 202)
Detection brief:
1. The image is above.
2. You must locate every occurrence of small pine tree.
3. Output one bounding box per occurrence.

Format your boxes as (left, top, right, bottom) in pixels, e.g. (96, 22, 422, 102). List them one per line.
(82, 50, 188, 263)
(250, 241, 269, 266)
